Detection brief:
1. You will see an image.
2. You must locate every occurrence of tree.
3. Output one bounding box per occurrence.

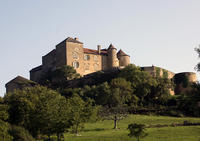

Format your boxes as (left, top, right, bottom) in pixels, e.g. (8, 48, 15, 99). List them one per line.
(99, 105, 128, 129)
(149, 76, 174, 105)
(128, 123, 148, 141)
(67, 94, 94, 135)
(195, 46, 200, 71)
(119, 64, 156, 105)
(0, 98, 13, 141)
(98, 78, 132, 129)
(4, 86, 71, 140)
(39, 65, 80, 88)
(82, 82, 111, 106)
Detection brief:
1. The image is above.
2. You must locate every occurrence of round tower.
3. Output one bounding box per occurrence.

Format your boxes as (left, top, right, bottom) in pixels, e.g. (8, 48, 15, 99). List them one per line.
(117, 49, 130, 67)
(174, 72, 197, 94)
(174, 72, 197, 83)
(107, 44, 119, 69)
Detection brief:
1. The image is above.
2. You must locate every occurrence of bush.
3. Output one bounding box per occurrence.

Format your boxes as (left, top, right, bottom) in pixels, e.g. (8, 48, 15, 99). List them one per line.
(166, 110, 184, 117)
(42, 135, 57, 141)
(9, 125, 35, 141)
(128, 123, 148, 141)
(0, 120, 13, 141)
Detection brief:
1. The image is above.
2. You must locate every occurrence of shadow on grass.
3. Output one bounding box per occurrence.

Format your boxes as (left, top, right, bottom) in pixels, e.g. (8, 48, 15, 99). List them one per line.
(83, 128, 105, 132)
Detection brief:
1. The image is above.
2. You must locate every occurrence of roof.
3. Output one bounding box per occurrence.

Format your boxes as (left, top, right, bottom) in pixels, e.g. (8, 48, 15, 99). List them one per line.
(5, 76, 36, 87)
(30, 65, 42, 72)
(108, 44, 117, 50)
(83, 48, 108, 55)
(64, 37, 83, 44)
(117, 49, 129, 57)
(42, 49, 56, 58)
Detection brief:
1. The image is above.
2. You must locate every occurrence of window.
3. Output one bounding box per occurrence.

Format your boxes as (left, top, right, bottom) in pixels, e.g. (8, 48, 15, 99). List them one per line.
(84, 54, 90, 60)
(72, 52, 79, 59)
(72, 61, 79, 68)
(94, 55, 98, 62)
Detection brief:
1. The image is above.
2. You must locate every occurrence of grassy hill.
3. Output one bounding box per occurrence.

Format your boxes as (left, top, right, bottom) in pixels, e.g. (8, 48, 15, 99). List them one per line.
(65, 115, 200, 141)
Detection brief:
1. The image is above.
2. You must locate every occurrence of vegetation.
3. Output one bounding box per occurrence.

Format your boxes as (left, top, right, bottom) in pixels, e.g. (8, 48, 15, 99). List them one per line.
(65, 115, 200, 141)
(1, 60, 200, 140)
(67, 94, 94, 135)
(128, 123, 147, 141)
(4, 86, 71, 140)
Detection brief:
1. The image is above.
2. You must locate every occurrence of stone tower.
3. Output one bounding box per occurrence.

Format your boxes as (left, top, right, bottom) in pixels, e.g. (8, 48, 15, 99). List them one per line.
(117, 49, 130, 67)
(107, 44, 119, 69)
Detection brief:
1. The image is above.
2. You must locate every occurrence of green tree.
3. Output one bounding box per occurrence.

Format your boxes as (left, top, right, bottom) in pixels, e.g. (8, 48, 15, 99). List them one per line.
(195, 46, 200, 71)
(149, 76, 174, 105)
(4, 86, 71, 140)
(128, 123, 148, 141)
(119, 64, 156, 105)
(39, 65, 80, 88)
(0, 97, 13, 141)
(67, 94, 94, 135)
(82, 83, 111, 106)
(98, 78, 132, 129)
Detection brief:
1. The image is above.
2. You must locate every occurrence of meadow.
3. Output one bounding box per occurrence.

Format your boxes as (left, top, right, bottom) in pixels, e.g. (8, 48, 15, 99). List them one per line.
(65, 115, 200, 141)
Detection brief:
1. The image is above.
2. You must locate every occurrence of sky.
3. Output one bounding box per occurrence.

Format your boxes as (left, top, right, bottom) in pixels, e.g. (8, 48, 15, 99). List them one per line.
(0, 0, 200, 97)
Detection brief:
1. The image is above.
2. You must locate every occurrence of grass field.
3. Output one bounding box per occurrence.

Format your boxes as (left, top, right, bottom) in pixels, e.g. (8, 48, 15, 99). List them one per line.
(65, 115, 200, 141)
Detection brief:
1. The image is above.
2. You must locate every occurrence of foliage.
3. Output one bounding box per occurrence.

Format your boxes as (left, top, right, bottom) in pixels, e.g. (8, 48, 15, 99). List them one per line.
(9, 125, 35, 141)
(39, 65, 80, 88)
(82, 83, 111, 106)
(128, 123, 148, 141)
(67, 94, 94, 135)
(155, 67, 160, 77)
(99, 105, 128, 129)
(176, 83, 200, 117)
(51, 65, 80, 81)
(0, 98, 13, 141)
(96, 78, 132, 129)
(4, 86, 71, 140)
(195, 46, 200, 71)
(173, 73, 189, 88)
(109, 78, 132, 106)
(65, 114, 200, 141)
(119, 64, 156, 105)
(149, 76, 174, 105)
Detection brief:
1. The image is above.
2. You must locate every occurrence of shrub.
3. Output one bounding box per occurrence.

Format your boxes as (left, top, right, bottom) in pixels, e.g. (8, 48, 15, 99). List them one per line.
(0, 120, 13, 141)
(9, 125, 35, 141)
(128, 123, 148, 141)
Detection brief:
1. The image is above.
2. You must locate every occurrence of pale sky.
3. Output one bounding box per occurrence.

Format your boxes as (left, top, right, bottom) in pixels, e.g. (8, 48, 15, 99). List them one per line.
(0, 0, 200, 96)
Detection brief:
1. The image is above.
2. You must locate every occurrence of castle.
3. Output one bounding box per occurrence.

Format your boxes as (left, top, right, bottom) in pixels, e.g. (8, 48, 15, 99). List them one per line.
(30, 37, 130, 82)
(5, 37, 197, 94)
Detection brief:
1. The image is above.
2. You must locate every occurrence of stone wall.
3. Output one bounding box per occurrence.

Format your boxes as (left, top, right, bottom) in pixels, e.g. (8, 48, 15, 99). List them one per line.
(66, 42, 84, 75)
(42, 49, 56, 72)
(30, 37, 130, 81)
(55, 40, 66, 67)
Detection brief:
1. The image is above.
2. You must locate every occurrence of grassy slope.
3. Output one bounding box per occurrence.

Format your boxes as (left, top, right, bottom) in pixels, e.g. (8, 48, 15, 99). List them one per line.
(65, 115, 200, 141)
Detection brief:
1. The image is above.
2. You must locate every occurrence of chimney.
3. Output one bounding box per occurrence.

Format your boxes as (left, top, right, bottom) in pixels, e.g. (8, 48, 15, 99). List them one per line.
(97, 45, 101, 54)
(74, 37, 79, 41)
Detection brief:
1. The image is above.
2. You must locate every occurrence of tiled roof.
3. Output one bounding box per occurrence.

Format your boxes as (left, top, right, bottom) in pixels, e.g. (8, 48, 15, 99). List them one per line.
(83, 48, 108, 55)
(108, 44, 117, 50)
(5, 76, 35, 86)
(117, 49, 129, 57)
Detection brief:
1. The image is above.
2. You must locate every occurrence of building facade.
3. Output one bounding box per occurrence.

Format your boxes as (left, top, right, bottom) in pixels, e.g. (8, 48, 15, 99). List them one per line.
(30, 37, 130, 82)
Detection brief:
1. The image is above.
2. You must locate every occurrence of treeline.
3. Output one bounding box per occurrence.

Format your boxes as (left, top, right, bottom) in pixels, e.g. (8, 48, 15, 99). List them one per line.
(1, 64, 200, 141)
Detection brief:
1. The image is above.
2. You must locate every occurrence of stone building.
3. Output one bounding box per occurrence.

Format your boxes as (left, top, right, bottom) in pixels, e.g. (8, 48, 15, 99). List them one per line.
(174, 72, 197, 94)
(5, 76, 36, 93)
(30, 37, 130, 82)
(141, 66, 175, 79)
(141, 66, 198, 95)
